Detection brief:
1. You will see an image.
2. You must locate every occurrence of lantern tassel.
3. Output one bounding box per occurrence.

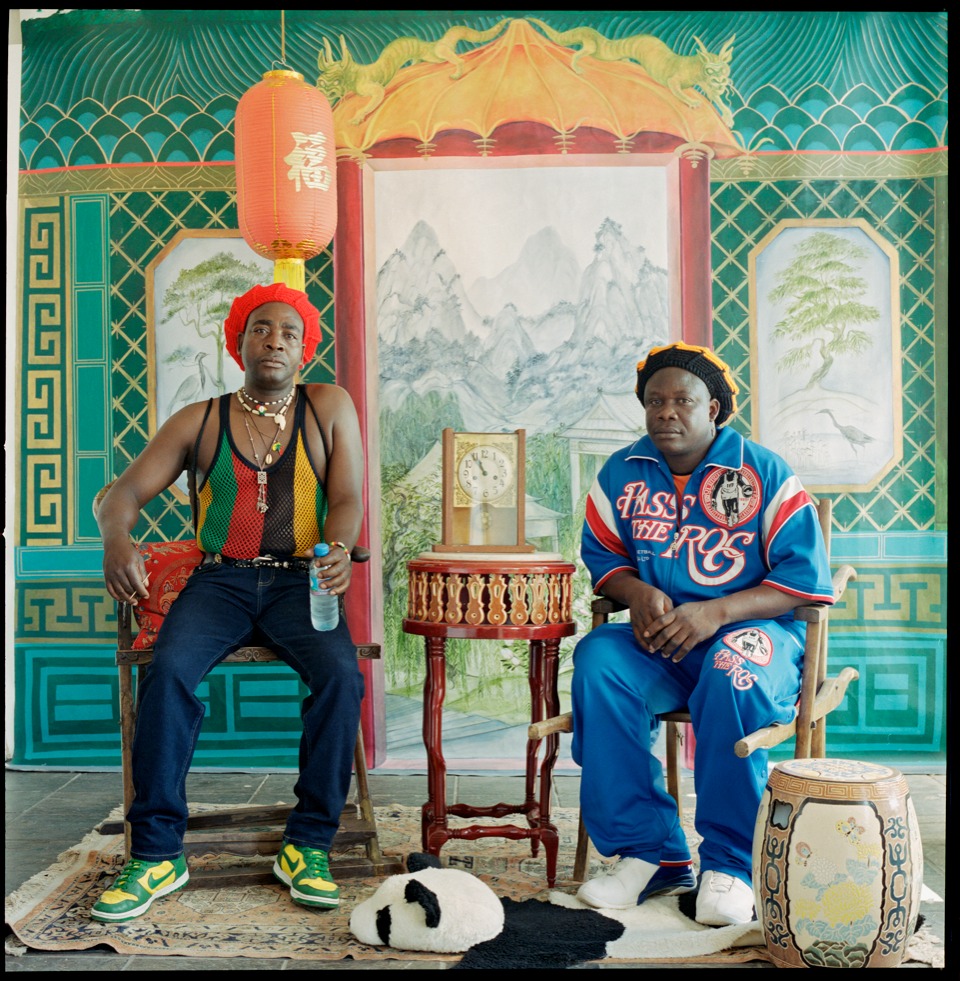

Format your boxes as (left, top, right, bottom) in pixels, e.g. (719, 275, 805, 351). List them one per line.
(274, 258, 306, 293)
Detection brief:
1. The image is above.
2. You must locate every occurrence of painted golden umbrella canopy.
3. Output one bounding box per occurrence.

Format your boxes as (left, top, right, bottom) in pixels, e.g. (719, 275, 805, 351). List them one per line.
(322, 19, 744, 161)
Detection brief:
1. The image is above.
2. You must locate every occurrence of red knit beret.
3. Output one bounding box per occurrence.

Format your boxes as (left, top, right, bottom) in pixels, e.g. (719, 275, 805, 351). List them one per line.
(223, 283, 322, 370)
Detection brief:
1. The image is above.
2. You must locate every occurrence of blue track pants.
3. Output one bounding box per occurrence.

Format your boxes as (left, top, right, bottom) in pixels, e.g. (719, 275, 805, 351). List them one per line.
(571, 619, 803, 883)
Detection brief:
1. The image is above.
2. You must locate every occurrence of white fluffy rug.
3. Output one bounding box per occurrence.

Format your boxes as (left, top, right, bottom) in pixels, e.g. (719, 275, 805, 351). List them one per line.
(549, 888, 764, 960)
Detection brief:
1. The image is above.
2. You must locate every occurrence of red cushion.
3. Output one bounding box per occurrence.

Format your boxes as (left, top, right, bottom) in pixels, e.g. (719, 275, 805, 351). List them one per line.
(131, 540, 205, 650)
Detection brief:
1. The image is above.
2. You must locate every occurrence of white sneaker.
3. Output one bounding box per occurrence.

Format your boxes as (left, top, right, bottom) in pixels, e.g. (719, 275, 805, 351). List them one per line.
(695, 870, 756, 926)
(577, 857, 695, 910)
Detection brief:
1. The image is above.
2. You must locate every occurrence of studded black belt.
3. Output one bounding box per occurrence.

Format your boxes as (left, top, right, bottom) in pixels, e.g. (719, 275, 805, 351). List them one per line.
(205, 552, 313, 572)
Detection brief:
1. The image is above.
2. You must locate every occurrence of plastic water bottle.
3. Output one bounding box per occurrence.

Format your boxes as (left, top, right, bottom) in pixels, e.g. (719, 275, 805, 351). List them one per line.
(309, 543, 339, 631)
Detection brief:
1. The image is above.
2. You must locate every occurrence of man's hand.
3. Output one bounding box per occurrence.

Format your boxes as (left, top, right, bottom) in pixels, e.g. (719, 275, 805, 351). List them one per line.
(103, 539, 150, 606)
(642, 602, 723, 662)
(310, 544, 352, 596)
(602, 575, 804, 664)
(600, 573, 675, 653)
(644, 585, 805, 661)
(627, 587, 673, 651)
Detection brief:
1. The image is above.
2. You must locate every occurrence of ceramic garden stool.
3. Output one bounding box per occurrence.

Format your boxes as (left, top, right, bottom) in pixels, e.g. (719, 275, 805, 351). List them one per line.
(752, 758, 923, 968)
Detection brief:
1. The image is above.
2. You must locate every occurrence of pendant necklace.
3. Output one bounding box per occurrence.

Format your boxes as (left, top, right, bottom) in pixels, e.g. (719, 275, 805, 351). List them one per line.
(237, 388, 296, 514)
(237, 386, 295, 428)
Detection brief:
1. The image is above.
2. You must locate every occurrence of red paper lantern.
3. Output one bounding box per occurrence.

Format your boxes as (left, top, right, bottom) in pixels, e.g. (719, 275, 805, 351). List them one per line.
(235, 69, 337, 292)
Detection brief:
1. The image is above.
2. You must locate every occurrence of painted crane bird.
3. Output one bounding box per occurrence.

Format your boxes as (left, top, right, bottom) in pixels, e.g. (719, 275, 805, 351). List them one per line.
(818, 409, 875, 455)
(167, 351, 210, 416)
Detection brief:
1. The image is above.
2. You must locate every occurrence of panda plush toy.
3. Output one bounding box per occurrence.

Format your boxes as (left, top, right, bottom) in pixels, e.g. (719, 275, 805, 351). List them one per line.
(349, 853, 505, 953)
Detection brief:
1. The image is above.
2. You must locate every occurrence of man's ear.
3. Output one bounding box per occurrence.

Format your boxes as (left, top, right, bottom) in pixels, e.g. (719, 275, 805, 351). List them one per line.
(708, 398, 720, 422)
(236, 332, 245, 368)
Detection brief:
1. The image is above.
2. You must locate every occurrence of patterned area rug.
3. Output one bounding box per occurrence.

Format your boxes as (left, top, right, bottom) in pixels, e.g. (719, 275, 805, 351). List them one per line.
(4, 805, 942, 966)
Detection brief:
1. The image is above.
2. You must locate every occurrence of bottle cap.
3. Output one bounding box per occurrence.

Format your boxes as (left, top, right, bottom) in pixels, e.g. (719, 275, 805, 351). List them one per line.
(314, 543, 330, 557)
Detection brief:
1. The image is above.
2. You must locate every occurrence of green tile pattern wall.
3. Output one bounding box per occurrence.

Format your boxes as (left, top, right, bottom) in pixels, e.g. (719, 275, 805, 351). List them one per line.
(712, 176, 937, 532)
(14, 10, 946, 767)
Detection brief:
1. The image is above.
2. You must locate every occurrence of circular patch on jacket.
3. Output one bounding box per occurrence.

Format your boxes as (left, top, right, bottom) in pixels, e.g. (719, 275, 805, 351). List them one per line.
(700, 466, 761, 528)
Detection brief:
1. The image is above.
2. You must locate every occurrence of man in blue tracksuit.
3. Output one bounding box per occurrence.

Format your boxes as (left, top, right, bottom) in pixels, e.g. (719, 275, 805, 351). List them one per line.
(572, 342, 834, 925)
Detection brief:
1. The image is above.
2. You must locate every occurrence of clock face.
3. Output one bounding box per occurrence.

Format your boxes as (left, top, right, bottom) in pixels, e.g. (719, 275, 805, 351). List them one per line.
(436, 428, 533, 552)
(457, 445, 515, 504)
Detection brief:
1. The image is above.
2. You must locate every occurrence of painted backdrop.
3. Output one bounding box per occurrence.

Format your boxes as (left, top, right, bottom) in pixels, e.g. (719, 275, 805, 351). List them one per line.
(12, 10, 947, 772)
(374, 160, 671, 762)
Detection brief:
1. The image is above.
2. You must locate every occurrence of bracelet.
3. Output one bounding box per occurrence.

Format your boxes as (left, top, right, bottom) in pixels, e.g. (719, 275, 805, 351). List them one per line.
(327, 541, 351, 562)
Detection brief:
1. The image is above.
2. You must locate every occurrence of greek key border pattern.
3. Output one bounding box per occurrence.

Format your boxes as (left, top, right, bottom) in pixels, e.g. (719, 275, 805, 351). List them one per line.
(16, 582, 117, 642)
(828, 566, 944, 632)
(20, 200, 69, 546)
(12, 647, 305, 767)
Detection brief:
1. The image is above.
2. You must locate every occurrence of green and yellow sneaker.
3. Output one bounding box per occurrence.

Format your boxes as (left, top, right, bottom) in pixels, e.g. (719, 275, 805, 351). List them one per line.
(90, 855, 189, 922)
(272, 840, 340, 908)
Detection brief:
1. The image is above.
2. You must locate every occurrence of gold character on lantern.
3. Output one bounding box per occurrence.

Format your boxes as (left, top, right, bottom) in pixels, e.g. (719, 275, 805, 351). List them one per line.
(284, 131, 333, 193)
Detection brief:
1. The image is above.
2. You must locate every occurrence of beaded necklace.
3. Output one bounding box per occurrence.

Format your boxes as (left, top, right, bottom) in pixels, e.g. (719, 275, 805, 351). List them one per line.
(236, 387, 296, 513)
(236, 386, 295, 425)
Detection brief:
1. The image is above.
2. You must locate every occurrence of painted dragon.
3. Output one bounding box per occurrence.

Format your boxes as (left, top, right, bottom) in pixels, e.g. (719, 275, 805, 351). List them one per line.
(530, 20, 735, 127)
(317, 20, 510, 124)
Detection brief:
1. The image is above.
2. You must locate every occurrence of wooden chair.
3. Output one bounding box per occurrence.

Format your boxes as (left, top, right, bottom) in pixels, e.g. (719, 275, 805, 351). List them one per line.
(528, 497, 858, 882)
(93, 485, 401, 886)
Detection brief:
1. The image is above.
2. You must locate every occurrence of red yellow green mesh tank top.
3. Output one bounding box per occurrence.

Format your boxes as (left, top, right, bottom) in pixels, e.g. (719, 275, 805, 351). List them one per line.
(195, 389, 328, 558)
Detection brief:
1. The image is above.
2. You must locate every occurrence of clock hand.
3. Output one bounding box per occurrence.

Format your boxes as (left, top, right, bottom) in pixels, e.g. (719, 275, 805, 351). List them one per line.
(477, 460, 489, 477)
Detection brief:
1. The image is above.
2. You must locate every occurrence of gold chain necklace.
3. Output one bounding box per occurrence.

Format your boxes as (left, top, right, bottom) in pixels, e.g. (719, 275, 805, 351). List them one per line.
(237, 389, 296, 513)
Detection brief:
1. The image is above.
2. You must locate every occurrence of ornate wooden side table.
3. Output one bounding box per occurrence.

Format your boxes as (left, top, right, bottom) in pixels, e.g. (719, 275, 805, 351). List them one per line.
(402, 553, 576, 886)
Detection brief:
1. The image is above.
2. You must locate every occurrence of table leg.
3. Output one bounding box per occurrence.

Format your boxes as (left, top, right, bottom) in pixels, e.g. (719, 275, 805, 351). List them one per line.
(538, 638, 562, 802)
(422, 635, 449, 854)
(524, 638, 562, 884)
(526, 639, 545, 823)
(538, 637, 561, 885)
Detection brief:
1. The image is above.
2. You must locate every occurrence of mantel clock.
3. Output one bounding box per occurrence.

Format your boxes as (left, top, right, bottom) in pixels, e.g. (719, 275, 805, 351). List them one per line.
(434, 429, 535, 553)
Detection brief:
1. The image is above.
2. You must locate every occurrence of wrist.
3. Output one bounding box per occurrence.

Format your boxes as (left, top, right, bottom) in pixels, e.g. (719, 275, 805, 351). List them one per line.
(606, 574, 650, 606)
(103, 534, 136, 552)
(327, 540, 351, 561)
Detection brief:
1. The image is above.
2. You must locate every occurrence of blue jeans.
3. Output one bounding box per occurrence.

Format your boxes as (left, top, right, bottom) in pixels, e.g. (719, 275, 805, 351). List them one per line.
(127, 561, 364, 861)
(571, 619, 803, 883)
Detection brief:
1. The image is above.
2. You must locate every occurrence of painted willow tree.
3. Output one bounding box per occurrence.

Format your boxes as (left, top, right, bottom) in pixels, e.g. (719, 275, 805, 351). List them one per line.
(769, 231, 879, 390)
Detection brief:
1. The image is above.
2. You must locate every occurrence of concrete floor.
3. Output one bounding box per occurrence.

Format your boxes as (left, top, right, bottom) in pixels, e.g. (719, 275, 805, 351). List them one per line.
(4, 767, 948, 970)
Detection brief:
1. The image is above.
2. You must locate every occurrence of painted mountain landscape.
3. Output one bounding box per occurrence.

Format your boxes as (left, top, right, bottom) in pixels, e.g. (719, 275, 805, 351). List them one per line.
(378, 216, 668, 438)
(374, 170, 671, 762)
